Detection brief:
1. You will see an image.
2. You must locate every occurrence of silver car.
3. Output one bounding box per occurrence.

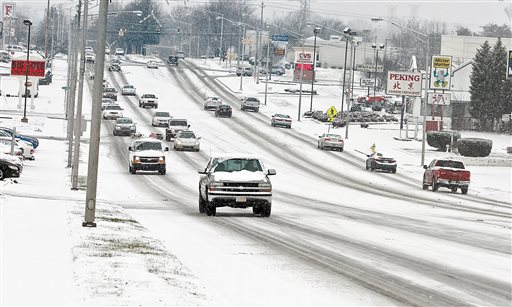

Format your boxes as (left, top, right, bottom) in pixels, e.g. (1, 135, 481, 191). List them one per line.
(318, 133, 344, 152)
(113, 117, 136, 136)
(173, 130, 200, 151)
(121, 85, 136, 96)
(204, 96, 222, 111)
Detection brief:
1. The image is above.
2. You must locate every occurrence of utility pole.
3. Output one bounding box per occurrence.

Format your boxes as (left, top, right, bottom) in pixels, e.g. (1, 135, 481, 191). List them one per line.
(239, 23, 245, 91)
(71, 0, 88, 190)
(255, 1, 264, 84)
(83, 0, 109, 227)
(218, 16, 224, 66)
(345, 41, 355, 139)
(65, 7, 72, 119)
(67, 12, 79, 168)
(44, 0, 51, 58)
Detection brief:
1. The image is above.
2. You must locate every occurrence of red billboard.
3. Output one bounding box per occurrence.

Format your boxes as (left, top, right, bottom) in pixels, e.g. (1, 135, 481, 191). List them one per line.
(11, 60, 45, 77)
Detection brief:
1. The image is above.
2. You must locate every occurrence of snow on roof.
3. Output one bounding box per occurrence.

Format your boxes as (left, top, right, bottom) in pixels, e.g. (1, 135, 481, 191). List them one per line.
(210, 153, 261, 160)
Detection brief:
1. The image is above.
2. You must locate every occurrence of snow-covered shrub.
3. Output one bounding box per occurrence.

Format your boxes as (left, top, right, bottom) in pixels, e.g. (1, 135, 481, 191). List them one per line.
(427, 131, 461, 151)
(457, 138, 493, 157)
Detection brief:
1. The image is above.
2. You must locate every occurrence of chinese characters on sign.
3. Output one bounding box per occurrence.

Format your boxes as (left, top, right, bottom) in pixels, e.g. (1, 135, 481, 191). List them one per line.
(430, 55, 452, 90)
(427, 92, 451, 105)
(386, 71, 422, 96)
(3, 3, 15, 18)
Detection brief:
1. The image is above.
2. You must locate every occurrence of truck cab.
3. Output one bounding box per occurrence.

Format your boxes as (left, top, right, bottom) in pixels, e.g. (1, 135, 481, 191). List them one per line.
(128, 138, 169, 175)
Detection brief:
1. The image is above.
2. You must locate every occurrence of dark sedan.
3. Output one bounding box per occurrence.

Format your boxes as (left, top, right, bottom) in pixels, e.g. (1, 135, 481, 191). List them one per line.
(215, 105, 232, 118)
(366, 152, 397, 173)
(102, 87, 117, 101)
(0, 153, 23, 180)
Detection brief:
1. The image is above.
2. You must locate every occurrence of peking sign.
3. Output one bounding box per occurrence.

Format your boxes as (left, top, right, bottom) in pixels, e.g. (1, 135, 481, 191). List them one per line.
(386, 71, 422, 96)
(11, 60, 46, 77)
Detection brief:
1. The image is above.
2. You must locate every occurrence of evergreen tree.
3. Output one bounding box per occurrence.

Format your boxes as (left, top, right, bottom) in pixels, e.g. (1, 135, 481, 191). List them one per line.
(487, 38, 507, 127)
(469, 40, 493, 130)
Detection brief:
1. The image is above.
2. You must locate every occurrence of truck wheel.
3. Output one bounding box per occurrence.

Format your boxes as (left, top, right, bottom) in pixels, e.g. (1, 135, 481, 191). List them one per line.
(365, 163, 369, 170)
(206, 204, 216, 216)
(391, 168, 396, 174)
(432, 179, 439, 192)
(0, 168, 4, 180)
(159, 168, 166, 175)
(371, 163, 376, 171)
(129, 166, 136, 174)
(451, 187, 458, 193)
(422, 178, 428, 190)
(461, 187, 468, 195)
(260, 202, 271, 217)
(252, 206, 262, 215)
(198, 193, 206, 214)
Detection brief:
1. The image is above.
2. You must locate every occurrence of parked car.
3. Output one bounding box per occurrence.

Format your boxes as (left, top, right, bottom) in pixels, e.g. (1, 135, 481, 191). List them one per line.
(128, 138, 168, 175)
(0, 139, 24, 157)
(271, 113, 292, 128)
(0, 127, 39, 149)
(102, 87, 117, 101)
(147, 60, 158, 69)
(85, 46, 94, 53)
(113, 117, 136, 136)
(215, 105, 232, 118)
(115, 48, 125, 55)
(165, 119, 189, 141)
(204, 96, 222, 110)
(317, 133, 344, 151)
(241, 97, 260, 112)
(152, 111, 171, 127)
(0, 152, 23, 180)
(422, 159, 471, 194)
(236, 66, 253, 76)
(198, 154, 276, 216)
(0, 51, 12, 63)
(365, 152, 397, 173)
(0, 137, 34, 160)
(174, 130, 200, 151)
(121, 85, 136, 96)
(102, 104, 123, 120)
(271, 66, 285, 75)
(38, 71, 53, 85)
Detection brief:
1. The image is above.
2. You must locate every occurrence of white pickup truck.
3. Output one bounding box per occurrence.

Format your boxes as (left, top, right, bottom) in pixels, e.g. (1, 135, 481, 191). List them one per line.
(128, 138, 169, 175)
(139, 94, 158, 108)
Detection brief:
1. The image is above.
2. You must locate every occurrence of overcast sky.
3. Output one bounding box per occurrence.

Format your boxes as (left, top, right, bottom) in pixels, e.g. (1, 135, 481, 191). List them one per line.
(10, 0, 512, 32)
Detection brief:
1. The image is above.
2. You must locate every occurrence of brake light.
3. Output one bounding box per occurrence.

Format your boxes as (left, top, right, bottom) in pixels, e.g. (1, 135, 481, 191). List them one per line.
(325, 138, 331, 141)
(30, 149, 34, 154)
(439, 170, 447, 177)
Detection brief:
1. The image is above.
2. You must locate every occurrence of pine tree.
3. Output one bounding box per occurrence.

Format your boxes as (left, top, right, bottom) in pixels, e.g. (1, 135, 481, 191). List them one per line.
(487, 38, 508, 128)
(469, 40, 493, 130)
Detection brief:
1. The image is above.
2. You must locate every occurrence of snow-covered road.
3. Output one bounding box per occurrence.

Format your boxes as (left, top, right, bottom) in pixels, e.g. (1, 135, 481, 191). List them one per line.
(88, 56, 512, 305)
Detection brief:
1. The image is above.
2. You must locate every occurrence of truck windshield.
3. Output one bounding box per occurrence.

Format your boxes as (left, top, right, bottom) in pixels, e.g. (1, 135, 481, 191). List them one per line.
(213, 158, 262, 172)
(436, 160, 464, 169)
(133, 142, 162, 151)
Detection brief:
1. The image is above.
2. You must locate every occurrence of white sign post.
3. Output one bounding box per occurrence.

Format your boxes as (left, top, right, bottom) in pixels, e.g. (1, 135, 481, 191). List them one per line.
(507, 50, 512, 79)
(427, 92, 451, 105)
(386, 71, 423, 96)
(430, 55, 452, 90)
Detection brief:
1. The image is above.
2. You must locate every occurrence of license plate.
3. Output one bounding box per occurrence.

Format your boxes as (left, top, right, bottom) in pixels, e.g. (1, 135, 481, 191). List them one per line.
(236, 196, 247, 202)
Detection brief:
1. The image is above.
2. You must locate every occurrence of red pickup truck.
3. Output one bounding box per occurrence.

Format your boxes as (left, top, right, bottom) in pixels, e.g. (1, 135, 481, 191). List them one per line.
(422, 159, 470, 194)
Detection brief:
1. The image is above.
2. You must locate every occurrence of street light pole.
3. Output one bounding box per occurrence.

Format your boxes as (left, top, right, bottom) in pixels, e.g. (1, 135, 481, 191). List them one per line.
(340, 33, 350, 112)
(372, 43, 384, 100)
(83, 0, 109, 228)
(71, 0, 88, 190)
(218, 16, 224, 66)
(264, 35, 271, 106)
(21, 19, 32, 123)
(309, 27, 320, 112)
(239, 23, 245, 91)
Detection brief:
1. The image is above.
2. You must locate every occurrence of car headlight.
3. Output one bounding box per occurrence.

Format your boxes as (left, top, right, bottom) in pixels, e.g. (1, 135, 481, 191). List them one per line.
(133, 156, 140, 163)
(159, 156, 165, 164)
(8, 165, 18, 170)
(130, 126, 136, 130)
(195, 139, 200, 145)
(258, 182, 272, 192)
(115, 126, 121, 130)
(176, 139, 182, 145)
(209, 181, 223, 191)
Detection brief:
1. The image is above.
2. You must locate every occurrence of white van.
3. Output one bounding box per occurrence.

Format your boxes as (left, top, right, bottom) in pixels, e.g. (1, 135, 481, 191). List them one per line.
(6, 45, 24, 53)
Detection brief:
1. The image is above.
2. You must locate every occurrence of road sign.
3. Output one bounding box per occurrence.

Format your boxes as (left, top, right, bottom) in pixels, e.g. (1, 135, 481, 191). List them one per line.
(357, 64, 383, 73)
(427, 92, 451, 105)
(274, 47, 286, 56)
(11, 60, 45, 77)
(430, 55, 452, 90)
(386, 71, 422, 96)
(507, 50, 512, 79)
(271, 35, 289, 42)
(360, 78, 375, 87)
(3, 3, 15, 19)
(326, 106, 338, 121)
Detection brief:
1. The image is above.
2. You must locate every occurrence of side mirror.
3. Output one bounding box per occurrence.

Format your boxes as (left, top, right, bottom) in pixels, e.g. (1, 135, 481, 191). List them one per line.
(267, 169, 276, 175)
(367, 155, 370, 157)
(165, 147, 169, 151)
(423, 165, 428, 169)
(198, 169, 207, 174)
(187, 125, 190, 128)
(318, 136, 321, 138)
(128, 146, 133, 151)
